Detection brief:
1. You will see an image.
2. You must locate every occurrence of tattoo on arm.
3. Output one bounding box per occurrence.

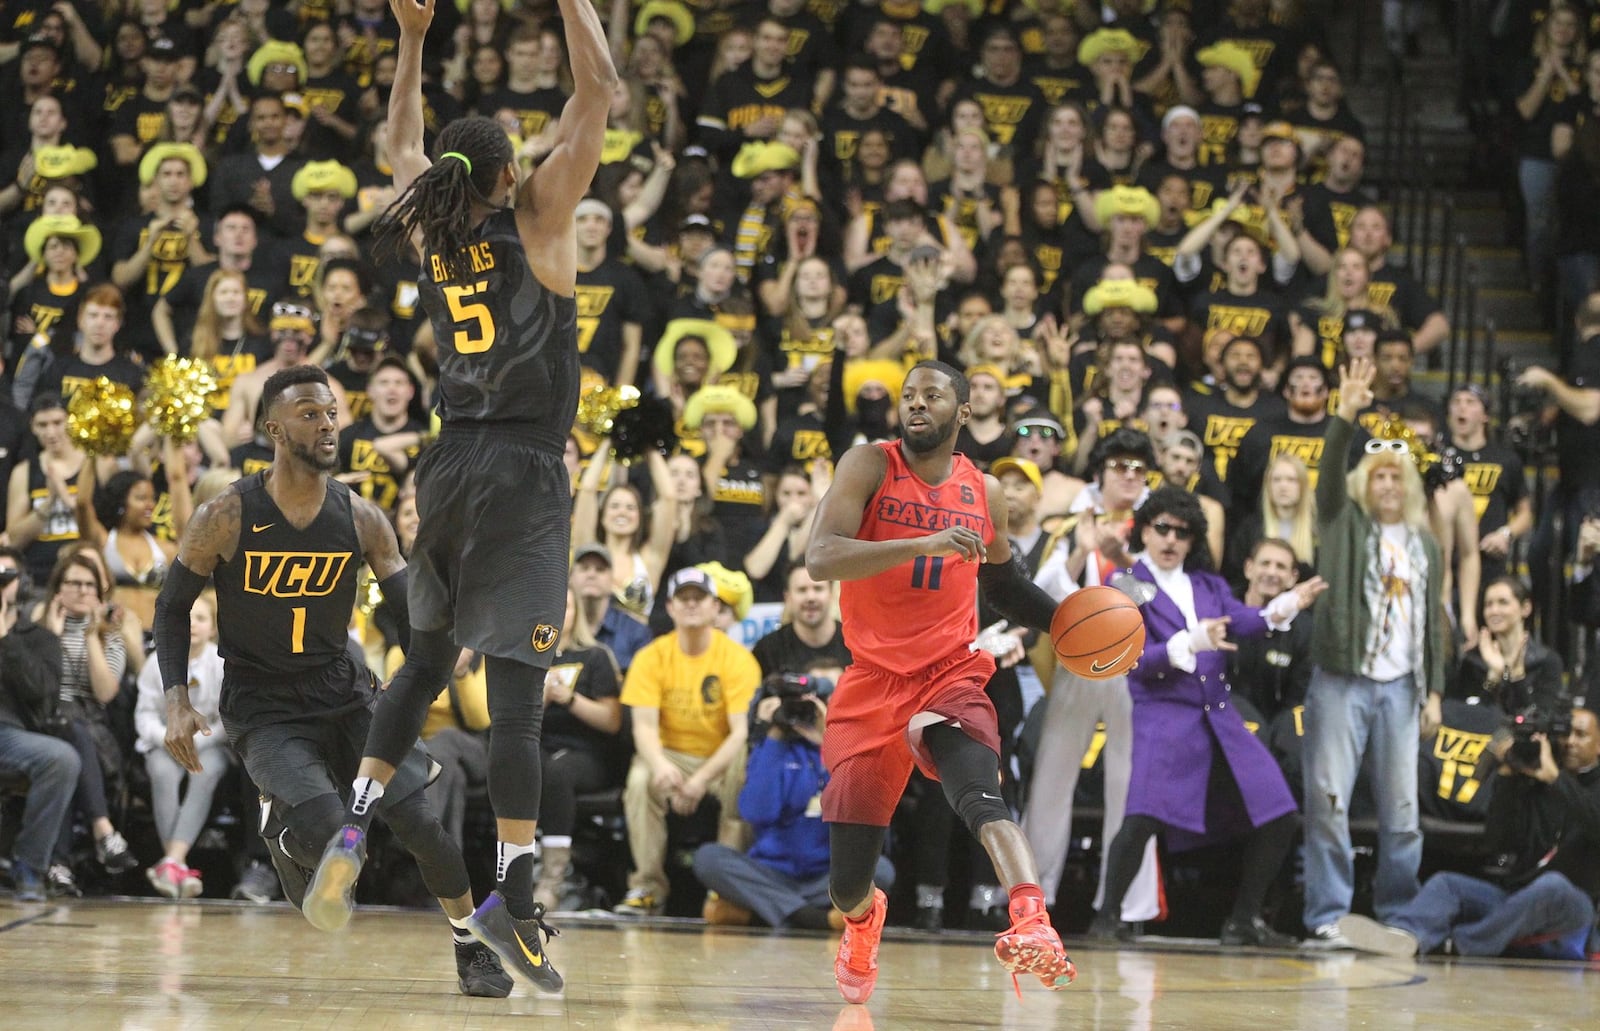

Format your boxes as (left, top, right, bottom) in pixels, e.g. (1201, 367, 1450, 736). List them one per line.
(176, 493, 240, 577)
(354, 496, 407, 580)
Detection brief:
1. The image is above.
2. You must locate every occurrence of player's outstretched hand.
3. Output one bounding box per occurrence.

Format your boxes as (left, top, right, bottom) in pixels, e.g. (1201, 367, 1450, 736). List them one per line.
(164, 696, 212, 774)
(922, 525, 985, 562)
(389, 0, 434, 36)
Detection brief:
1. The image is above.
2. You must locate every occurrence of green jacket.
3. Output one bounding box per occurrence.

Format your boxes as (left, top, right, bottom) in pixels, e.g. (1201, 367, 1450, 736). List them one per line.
(1310, 416, 1446, 699)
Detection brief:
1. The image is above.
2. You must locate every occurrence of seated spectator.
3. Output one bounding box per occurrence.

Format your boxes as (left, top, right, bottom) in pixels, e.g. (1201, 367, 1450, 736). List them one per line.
(535, 588, 624, 912)
(1339, 708, 1600, 959)
(693, 673, 895, 929)
(1229, 538, 1316, 722)
(1453, 577, 1566, 722)
(0, 546, 81, 902)
(570, 543, 653, 675)
(6, 395, 84, 588)
(133, 593, 229, 899)
(751, 565, 852, 680)
(615, 567, 759, 916)
(38, 550, 136, 889)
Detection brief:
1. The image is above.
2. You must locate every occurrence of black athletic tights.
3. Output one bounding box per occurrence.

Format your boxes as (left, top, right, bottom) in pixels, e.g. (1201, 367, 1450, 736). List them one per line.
(367, 628, 547, 822)
(831, 723, 1010, 913)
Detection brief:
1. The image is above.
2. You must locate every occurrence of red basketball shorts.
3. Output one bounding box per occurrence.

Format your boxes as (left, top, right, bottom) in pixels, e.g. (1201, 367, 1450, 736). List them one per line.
(821, 647, 1001, 826)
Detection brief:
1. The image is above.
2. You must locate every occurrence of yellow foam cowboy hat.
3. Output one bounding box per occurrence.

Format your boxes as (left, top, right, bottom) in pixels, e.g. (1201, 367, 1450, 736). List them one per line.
(698, 561, 754, 620)
(139, 142, 207, 187)
(924, 0, 983, 14)
(842, 359, 907, 415)
(1094, 184, 1160, 226)
(292, 160, 358, 201)
(1078, 28, 1142, 66)
(653, 319, 738, 380)
(454, 0, 514, 11)
(1083, 279, 1158, 316)
(634, 0, 695, 46)
(246, 40, 308, 87)
(1196, 41, 1261, 98)
(23, 214, 101, 267)
(683, 384, 759, 432)
(731, 141, 800, 179)
(33, 144, 98, 180)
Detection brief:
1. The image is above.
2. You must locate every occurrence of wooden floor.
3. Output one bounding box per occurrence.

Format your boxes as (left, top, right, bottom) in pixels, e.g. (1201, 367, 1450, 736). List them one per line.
(1, 898, 1595, 1030)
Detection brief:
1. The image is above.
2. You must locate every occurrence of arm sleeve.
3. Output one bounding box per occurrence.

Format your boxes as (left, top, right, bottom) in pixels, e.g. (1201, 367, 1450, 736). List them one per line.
(152, 558, 209, 693)
(378, 568, 410, 652)
(977, 551, 1060, 634)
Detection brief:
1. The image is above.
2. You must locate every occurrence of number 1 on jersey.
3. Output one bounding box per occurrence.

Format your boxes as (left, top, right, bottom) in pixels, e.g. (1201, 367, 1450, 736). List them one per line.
(910, 555, 943, 590)
(290, 606, 306, 654)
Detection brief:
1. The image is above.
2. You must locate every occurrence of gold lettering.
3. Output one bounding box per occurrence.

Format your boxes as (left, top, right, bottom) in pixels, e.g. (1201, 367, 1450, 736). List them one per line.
(243, 551, 353, 598)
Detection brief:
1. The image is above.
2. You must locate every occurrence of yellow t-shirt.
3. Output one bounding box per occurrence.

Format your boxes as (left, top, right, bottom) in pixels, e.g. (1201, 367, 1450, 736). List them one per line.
(620, 630, 761, 758)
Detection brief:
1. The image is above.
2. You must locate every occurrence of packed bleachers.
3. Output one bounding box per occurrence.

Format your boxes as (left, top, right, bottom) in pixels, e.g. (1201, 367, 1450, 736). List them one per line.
(0, 0, 1596, 957)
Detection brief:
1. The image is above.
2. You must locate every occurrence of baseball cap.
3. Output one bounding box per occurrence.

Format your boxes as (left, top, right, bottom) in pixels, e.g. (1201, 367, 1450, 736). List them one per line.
(147, 36, 180, 61)
(990, 457, 1043, 492)
(1342, 309, 1380, 335)
(573, 542, 612, 567)
(679, 213, 715, 234)
(1012, 414, 1065, 439)
(343, 324, 388, 352)
(666, 566, 716, 599)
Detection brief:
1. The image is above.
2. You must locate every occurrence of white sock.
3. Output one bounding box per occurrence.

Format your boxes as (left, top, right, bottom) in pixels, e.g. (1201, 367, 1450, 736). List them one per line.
(449, 915, 473, 942)
(496, 840, 538, 883)
(540, 835, 572, 850)
(350, 776, 385, 816)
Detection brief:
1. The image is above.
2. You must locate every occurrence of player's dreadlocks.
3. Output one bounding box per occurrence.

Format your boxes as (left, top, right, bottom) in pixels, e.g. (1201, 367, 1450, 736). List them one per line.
(374, 116, 514, 281)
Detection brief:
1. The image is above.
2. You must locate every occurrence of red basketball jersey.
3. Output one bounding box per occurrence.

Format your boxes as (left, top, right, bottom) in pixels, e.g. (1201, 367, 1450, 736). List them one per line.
(839, 441, 994, 676)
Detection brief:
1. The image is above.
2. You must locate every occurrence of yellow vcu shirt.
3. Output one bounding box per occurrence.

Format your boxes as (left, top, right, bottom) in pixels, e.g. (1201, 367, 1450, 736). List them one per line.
(620, 630, 760, 758)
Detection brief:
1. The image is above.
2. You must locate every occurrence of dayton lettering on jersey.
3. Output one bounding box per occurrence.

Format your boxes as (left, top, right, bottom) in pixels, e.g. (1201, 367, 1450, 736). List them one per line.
(875, 497, 988, 533)
(244, 551, 353, 597)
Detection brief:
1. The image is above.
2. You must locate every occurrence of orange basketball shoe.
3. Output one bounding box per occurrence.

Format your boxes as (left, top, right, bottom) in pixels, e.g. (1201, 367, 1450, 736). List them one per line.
(834, 888, 888, 1005)
(994, 895, 1077, 994)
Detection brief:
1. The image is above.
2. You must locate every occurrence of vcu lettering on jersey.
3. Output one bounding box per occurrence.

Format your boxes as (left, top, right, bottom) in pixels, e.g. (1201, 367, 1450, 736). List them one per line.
(141, 227, 193, 297)
(288, 253, 321, 297)
(1462, 463, 1503, 520)
(1431, 725, 1492, 806)
(972, 93, 1032, 145)
(347, 438, 409, 510)
(1204, 415, 1257, 480)
(573, 283, 615, 354)
(1206, 304, 1273, 338)
(1269, 435, 1326, 485)
(243, 550, 353, 598)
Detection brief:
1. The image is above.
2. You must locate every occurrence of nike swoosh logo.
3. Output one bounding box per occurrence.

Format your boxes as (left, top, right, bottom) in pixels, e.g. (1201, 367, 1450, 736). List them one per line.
(516, 933, 544, 967)
(1090, 643, 1136, 676)
(252, 523, 274, 532)
(981, 793, 1002, 801)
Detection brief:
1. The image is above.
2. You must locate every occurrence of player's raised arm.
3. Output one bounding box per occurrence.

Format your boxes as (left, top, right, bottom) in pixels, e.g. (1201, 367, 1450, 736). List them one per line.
(153, 491, 240, 771)
(520, 0, 617, 226)
(386, 0, 436, 194)
(806, 444, 983, 583)
(353, 494, 412, 651)
(977, 473, 1060, 634)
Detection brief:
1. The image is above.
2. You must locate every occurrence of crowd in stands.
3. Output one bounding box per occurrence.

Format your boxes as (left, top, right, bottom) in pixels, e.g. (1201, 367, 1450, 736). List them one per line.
(0, 0, 1597, 956)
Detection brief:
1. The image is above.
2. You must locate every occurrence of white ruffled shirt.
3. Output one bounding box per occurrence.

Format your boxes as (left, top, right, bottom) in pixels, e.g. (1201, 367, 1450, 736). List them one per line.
(1137, 555, 1304, 674)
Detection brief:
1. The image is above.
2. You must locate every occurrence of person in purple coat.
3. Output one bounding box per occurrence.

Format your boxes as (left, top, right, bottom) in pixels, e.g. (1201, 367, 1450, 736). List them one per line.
(1088, 486, 1327, 947)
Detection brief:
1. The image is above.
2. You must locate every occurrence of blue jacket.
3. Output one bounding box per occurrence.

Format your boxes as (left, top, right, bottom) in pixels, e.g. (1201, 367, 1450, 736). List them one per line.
(739, 736, 831, 881)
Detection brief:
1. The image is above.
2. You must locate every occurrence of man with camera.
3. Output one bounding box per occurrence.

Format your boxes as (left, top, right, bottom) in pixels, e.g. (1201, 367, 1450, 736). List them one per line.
(693, 670, 893, 929)
(1517, 292, 1600, 614)
(0, 547, 82, 902)
(1338, 707, 1600, 958)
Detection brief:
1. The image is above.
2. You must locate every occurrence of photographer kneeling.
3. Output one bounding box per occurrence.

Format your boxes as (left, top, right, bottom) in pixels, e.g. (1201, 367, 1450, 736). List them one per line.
(1339, 707, 1600, 958)
(692, 672, 894, 929)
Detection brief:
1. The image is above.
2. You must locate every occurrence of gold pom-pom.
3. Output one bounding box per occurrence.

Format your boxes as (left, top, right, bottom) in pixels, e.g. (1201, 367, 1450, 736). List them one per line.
(145, 357, 219, 442)
(67, 377, 140, 457)
(575, 382, 641, 439)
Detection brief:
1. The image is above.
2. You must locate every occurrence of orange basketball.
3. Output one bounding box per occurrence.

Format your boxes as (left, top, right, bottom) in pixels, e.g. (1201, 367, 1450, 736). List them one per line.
(1051, 585, 1146, 679)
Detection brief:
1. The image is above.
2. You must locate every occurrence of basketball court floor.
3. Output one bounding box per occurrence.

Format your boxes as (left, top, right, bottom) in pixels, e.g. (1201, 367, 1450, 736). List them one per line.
(1, 898, 1594, 1029)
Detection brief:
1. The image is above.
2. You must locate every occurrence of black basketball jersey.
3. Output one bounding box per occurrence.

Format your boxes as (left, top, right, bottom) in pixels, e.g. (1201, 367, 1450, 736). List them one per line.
(211, 472, 361, 676)
(415, 209, 579, 438)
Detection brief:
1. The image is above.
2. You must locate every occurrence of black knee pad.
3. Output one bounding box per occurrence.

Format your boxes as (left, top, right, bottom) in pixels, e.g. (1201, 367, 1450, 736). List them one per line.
(921, 723, 1009, 836)
(946, 780, 1012, 835)
(280, 793, 345, 867)
(382, 790, 471, 901)
(367, 628, 458, 768)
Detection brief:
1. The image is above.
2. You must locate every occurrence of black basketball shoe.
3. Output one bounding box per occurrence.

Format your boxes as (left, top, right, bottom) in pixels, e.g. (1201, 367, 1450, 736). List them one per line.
(455, 937, 514, 998)
(304, 825, 367, 932)
(465, 891, 563, 994)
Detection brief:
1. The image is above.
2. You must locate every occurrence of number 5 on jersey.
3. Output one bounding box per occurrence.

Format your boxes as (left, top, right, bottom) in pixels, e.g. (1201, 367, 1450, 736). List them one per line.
(443, 281, 496, 353)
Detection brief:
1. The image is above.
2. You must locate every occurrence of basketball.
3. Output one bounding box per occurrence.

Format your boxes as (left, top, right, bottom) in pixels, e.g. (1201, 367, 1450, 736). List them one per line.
(1052, 586, 1146, 679)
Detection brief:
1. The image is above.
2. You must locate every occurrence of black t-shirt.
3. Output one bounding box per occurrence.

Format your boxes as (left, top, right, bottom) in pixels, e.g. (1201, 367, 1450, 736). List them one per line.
(1448, 440, 1529, 536)
(1559, 337, 1600, 489)
(1027, 57, 1088, 107)
(767, 411, 832, 474)
(750, 621, 853, 679)
(949, 76, 1049, 152)
(819, 106, 916, 183)
(1227, 412, 1369, 523)
(8, 278, 87, 362)
(299, 69, 364, 161)
(1299, 183, 1371, 255)
(575, 258, 648, 385)
(337, 418, 422, 514)
(1196, 99, 1248, 168)
(1514, 56, 1582, 159)
(542, 644, 623, 762)
(205, 334, 275, 417)
(1182, 386, 1287, 484)
(1228, 614, 1313, 720)
(230, 438, 274, 478)
(1190, 287, 1291, 361)
(708, 455, 770, 572)
(474, 85, 567, 140)
(37, 353, 147, 406)
(847, 253, 907, 340)
(1137, 160, 1229, 215)
(1367, 263, 1443, 333)
(955, 426, 1013, 469)
(109, 213, 215, 357)
(161, 255, 290, 350)
(1014, 157, 1114, 269)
